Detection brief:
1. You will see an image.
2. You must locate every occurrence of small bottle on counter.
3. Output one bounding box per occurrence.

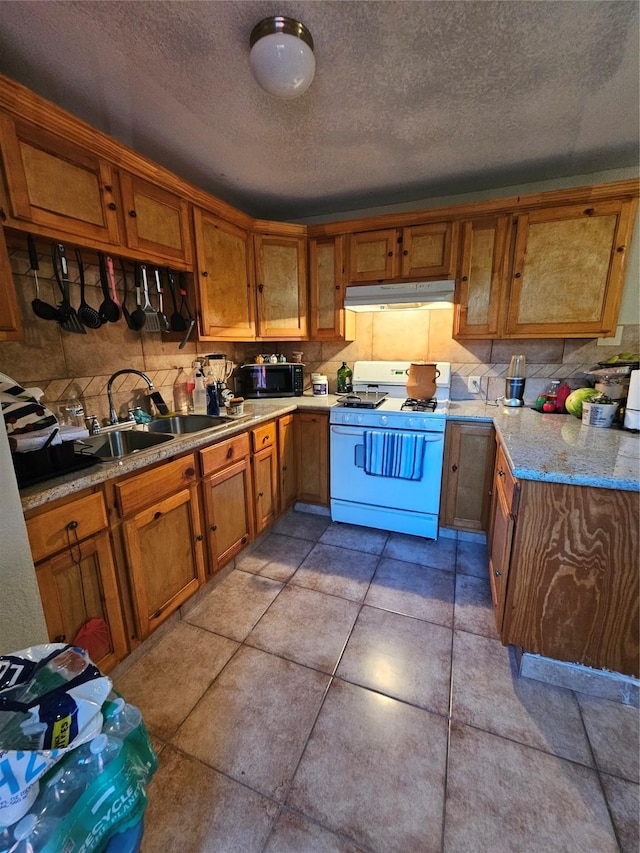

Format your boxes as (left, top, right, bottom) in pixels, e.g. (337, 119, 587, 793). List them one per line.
(173, 367, 191, 414)
(337, 361, 353, 394)
(555, 381, 571, 414)
(192, 369, 207, 414)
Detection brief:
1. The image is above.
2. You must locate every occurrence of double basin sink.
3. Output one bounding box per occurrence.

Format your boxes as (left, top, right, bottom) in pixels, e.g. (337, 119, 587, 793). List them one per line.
(78, 415, 237, 461)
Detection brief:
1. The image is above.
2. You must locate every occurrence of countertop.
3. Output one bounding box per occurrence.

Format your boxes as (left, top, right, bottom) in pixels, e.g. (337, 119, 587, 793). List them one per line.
(18, 394, 639, 511)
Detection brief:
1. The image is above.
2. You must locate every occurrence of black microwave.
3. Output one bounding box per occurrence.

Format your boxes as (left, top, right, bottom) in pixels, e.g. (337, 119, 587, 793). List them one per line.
(236, 363, 304, 398)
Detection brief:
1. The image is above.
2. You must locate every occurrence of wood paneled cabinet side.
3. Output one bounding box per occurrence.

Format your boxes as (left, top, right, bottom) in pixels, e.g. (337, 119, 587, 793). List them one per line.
(348, 223, 456, 283)
(295, 411, 329, 506)
(24, 490, 128, 673)
(308, 234, 355, 341)
(440, 421, 496, 532)
(487, 443, 519, 634)
(194, 208, 255, 340)
(504, 198, 637, 338)
(278, 414, 297, 514)
(454, 215, 510, 339)
(0, 227, 22, 341)
(200, 433, 254, 574)
(118, 171, 192, 266)
(253, 233, 307, 339)
(251, 422, 279, 533)
(0, 114, 121, 245)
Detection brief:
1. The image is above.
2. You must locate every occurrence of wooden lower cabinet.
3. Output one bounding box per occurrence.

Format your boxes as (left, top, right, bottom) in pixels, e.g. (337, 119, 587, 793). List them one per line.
(295, 411, 329, 505)
(278, 414, 297, 513)
(200, 433, 254, 574)
(115, 455, 205, 639)
(490, 438, 639, 677)
(25, 490, 127, 673)
(440, 420, 495, 532)
(251, 422, 279, 533)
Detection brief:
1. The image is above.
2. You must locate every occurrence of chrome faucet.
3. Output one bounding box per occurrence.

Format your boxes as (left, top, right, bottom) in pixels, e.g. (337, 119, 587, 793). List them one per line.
(107, 369, 154, 424)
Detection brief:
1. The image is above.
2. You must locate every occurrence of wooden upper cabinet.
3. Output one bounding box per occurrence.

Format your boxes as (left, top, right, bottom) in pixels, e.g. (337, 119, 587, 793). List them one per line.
(308, 235, 355, 341)
(454, 215, 510, 339)
(0, 115, 121, 244)
(349, 229, 398, 282)
(505, 199, 637, 338)
(194, 208, 255, 340)
(348, 223, 455, 283)
(119, 171, 192, 266)
(254, 233, 307, 339)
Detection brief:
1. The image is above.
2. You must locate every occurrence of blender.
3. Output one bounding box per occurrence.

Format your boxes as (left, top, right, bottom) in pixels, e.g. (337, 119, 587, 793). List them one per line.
(504, 354, 526, 407)
(205, 354, 235, 409)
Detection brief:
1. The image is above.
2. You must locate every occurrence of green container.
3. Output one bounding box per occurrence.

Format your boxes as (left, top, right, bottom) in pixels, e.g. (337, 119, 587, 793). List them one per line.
(337, 362, 353, 394)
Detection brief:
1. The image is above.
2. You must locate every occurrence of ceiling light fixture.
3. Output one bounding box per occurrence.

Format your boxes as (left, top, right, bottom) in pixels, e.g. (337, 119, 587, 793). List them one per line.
(249, 16, 315, 100)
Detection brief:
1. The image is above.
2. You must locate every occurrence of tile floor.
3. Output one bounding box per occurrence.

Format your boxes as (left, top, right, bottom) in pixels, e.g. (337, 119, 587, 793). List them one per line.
(114, 511, 640, 853)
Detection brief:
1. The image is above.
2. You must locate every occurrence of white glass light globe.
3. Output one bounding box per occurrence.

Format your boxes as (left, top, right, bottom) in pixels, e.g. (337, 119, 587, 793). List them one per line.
(250, 32, 316, 99)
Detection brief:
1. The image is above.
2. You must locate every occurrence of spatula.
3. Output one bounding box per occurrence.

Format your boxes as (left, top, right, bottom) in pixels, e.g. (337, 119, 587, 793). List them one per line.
(166, 268, 187, 332)
(52, 242, 86, 333)
(153, 267, 171, 332)
(140, 265, 161, 332)
(129, 264, 147, 330)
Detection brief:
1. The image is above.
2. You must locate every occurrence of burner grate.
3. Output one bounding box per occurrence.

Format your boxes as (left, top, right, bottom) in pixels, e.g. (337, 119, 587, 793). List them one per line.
(401, 397, 438, 412)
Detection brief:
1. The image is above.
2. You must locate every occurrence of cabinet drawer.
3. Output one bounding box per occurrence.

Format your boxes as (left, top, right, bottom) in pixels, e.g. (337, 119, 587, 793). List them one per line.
(251, 422, 276, 452)
(115, 455, 197, 516)
(200, 432, 250, 477)
(495, 444, 519, 515)
(26, 492, 108, 564)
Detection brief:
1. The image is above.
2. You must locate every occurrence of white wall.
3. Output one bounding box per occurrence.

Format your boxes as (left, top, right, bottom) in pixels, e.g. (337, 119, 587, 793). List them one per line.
(0, 420, 48, 653)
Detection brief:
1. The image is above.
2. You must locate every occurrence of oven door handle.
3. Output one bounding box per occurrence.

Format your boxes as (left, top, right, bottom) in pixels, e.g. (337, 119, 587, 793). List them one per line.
(330, 425, 365, 436)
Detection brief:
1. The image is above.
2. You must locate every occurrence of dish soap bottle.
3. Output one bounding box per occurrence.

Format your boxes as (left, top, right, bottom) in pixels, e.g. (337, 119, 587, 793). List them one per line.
(193, 368, 207, 414)
(337, 361, 353, 394)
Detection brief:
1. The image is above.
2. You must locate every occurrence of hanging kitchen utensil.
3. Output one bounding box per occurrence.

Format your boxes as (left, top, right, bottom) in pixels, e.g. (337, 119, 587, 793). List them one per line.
(98, 253, 120, 323)
(178, 271, 194, 322)
(52, 242, 86, 333)
(75, 248, 102, 329)
(120, 260, 136, 330)
(140, 264, 161, 331)
(28, 234, 60, 320)
(153, 267, 171, 331)
(129, 263, 147, 330)
(106, 256, 122, 321)
(178, 319, 196, 349)
(166, 267, 187, 332)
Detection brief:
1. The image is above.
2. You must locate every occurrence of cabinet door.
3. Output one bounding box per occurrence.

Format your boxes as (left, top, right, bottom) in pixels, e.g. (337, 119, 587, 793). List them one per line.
(122, 485, 205, 638)
(253, 445, 279, 534)
(348, 229, 398, 282)
(202, 458, 254, 574)
(194, 208, 255, 340)
(0, 114, 121, 244)
(278, 414, 297, 513)
(308, 235, 354, 341)
(0, 229, 22, 341)
(295, 412, 329, 505)
(440, 421, 495, 532)
(254, 234, 307, 339)
(505, 199, 636, 338)
(35, 530, 128, 673)
(119, 171, 192, 265)
(488, 480, 514, 633)
(454, 215, 510, 338)
(400, 222, 455, 278)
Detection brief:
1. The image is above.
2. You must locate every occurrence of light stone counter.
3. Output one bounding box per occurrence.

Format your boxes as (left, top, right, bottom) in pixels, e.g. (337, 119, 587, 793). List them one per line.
(19, 394, 639, 510)
(448, 401, 640, 492)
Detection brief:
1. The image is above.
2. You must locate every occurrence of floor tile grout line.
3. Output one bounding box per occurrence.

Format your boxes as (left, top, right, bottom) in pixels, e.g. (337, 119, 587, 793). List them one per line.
(440, 540, 459, 852)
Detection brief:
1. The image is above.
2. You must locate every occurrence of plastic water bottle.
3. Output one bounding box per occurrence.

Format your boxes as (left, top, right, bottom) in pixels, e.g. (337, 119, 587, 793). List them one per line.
(75, 733, 122, 779)
(102, 698, 142, 739)
(35, 764, 84, 820)
(12, 812, 60, 853)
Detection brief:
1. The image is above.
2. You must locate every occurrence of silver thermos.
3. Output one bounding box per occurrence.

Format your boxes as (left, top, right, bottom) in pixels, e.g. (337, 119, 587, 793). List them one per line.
(504, 354, 526, 407)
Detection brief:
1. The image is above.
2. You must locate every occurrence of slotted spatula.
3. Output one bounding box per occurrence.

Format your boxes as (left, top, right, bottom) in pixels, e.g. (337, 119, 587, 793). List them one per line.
(52, 243, 86, 334)
(140, 264, 161, 332)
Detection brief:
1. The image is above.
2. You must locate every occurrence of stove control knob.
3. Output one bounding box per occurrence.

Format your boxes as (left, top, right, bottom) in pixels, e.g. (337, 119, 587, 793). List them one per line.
(379, 415, 388, 425)
(343, 413, 352, 424)
(407, 417, 415, 428)
(357, 413, 364, 425)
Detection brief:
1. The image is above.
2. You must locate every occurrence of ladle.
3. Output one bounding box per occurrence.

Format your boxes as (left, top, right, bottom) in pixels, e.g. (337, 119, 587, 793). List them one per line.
(75, 248, 102, 329)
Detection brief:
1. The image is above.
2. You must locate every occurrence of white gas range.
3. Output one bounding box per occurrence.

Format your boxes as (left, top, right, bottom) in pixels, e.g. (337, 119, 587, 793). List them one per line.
(329, 362, 451, 539)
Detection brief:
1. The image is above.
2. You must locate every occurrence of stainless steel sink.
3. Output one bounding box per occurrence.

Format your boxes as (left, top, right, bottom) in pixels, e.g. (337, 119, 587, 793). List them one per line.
(146, 414, 233, 434)
(77, 428, 174, 460)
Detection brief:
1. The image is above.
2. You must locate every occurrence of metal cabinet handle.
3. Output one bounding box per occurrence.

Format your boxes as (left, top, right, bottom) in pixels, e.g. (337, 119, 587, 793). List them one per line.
(451, 464, 458, 472)
(108, 202, 117, 211)
(498, 469, 505, 477)
(210, 525, 217, 532)
(128, 210, 137, 218)
(196, 534, 204, 542)
(494, 569, 502, 577)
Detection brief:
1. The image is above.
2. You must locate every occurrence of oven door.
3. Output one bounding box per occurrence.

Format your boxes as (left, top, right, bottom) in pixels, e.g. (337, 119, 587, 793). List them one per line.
(329, 423, 445, 538)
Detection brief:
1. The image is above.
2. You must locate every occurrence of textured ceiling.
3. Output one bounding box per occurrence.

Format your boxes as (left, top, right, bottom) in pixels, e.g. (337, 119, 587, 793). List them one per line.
(0, 1, 638, 220)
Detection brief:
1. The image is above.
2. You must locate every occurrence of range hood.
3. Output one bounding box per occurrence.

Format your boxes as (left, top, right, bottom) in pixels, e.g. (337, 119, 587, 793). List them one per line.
(344, 281, 455, 312)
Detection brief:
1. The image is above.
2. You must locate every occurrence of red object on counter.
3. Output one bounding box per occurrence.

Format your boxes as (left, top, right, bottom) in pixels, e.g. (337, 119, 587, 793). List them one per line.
(555, 382, 572, 413)
(543, 401, 557, 413)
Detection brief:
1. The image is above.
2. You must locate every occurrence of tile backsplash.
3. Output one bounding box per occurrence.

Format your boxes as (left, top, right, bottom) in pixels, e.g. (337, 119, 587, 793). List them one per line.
(1, 242, 638, 425)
